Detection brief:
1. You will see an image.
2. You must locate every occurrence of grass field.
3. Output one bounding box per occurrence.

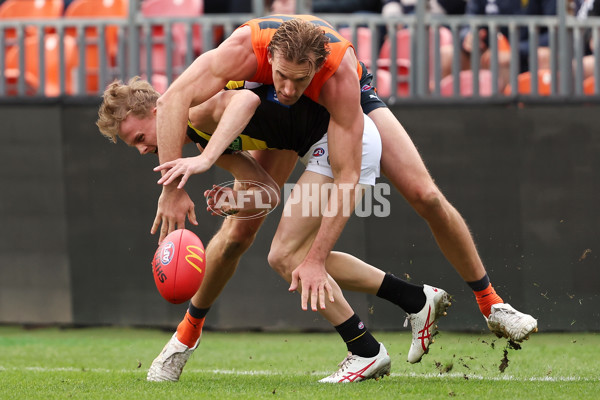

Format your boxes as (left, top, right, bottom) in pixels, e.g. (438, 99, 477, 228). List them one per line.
(0, 326, 598, 399)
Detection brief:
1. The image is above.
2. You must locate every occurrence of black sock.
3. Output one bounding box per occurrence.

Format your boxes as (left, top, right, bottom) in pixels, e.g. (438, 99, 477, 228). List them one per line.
(335, 314, 380, 358)
(188, 303, 210, 319)
(467, 274, 490, 292)
(376, 273, 426, 314)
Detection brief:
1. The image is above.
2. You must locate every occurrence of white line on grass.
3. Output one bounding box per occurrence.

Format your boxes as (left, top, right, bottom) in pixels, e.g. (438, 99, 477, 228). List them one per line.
(1, 366, 597, 382)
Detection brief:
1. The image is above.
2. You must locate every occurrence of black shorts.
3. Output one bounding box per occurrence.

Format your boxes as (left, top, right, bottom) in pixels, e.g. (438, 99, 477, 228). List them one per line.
(359, 61, 388, 115)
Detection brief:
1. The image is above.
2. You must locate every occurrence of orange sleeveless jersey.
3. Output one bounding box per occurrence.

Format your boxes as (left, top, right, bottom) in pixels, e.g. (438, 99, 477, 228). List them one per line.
(239, 15, 362, 103)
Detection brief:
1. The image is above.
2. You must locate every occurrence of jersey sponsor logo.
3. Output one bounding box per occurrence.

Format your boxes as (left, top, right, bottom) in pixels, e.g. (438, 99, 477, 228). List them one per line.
(267, 87, 291, 108)
(324, 32, 341, 43)
(228, 136, 242, 151)
(313, 147, 325, 157)
(258, 20, 285, 30)
(361, 84, 372, 92)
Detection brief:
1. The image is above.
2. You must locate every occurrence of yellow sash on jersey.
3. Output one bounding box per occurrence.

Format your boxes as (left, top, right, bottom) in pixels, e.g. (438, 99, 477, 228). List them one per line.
(187, 121, 270, 151)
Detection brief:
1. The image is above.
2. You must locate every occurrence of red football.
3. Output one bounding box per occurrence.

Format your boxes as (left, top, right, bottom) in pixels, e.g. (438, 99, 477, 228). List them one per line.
(151, 229, 206, 304)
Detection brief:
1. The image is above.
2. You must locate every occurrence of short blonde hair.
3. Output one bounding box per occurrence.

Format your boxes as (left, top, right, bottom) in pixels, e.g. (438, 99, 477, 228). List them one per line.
(268, 19, 330, 73)
(96, 77, 160, 143)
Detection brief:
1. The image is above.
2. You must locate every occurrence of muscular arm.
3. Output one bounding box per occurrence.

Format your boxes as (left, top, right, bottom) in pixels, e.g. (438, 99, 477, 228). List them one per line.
(151, 27, 258, 241)
(156, 27, 257, 167)
(155, 89, 261, 188)
(289, 49, 364, 310)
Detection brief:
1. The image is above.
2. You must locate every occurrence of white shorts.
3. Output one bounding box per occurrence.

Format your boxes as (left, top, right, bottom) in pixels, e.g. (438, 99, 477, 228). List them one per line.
(299, 114, 381, 186)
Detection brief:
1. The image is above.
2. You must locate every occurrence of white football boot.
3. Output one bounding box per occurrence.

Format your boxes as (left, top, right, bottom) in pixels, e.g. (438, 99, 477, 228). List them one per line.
(406, 284, 452, 364)
(147, 332, 199, 382)
(318, 343, 391, 383)
(486, 303, 538, 342)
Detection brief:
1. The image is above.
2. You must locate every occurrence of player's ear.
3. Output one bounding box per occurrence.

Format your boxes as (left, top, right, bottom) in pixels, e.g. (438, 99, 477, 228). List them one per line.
(267, 51, 273, 65)
(152, 107, 157, 115)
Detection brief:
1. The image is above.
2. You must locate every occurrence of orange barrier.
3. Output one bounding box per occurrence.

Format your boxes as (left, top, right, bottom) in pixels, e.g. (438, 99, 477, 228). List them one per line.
(5, 33, 79, 96)
(0, 0, 64, 41)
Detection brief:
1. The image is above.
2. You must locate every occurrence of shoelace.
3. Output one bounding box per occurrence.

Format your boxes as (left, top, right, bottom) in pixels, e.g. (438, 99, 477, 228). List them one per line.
(334, 353, 355, 373)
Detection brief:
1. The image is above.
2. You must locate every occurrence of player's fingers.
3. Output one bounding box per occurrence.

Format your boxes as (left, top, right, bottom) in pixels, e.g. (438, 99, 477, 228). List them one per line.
(168, 218, 178, 234)
(319, 285, 327, 310)
(288, 271, 299, 293)
(301, 288, 309, 311)
(188, 207, 198, 226)
(158, 219, 169, 243)
(177, 214, 186, 230)
(151, 214, 161, 235)
(156, 166, 174, 183)
(310, 286, 318, 312)
(159, 169, 178, 186)
(159, 220, 172, 242)
(177, 173, 190, 190)
(326, 282, 335, 303)
(153, 161, 174, 172)
(163, 165, 187, 186)
(157, 173, 168, 185)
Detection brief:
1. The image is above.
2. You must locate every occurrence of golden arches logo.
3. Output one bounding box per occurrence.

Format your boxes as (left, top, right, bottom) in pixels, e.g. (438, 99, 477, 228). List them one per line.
(185, 245, 205, 274)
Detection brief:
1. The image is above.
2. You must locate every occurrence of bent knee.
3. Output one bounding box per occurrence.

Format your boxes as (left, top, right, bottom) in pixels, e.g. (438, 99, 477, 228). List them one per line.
(408, 186, 449, 220)
(267, 243, 294, 280)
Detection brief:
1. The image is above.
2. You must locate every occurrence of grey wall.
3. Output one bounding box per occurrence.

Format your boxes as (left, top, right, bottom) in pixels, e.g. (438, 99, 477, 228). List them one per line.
(0, 103, 72, 324)
(1, 100, 598, 333)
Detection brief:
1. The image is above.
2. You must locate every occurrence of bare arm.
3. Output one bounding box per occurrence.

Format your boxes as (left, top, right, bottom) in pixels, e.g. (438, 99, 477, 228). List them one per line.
(289, 50, 364, 311)
(156, 27, 257, 167)
(154, 89, 261, 188)
(151, 27, 257, 241)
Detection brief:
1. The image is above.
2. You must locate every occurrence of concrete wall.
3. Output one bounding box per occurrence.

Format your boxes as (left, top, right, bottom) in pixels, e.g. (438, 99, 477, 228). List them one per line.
(0, 99, 598, 332)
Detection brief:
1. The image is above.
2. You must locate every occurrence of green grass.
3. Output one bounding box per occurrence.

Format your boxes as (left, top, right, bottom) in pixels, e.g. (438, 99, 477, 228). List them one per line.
(0, 326, 598, 399)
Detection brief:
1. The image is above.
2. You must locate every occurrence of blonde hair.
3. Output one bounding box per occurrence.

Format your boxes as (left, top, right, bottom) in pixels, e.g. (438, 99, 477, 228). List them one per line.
(96, 77, 160, 143)
(268, 19, 330, 72)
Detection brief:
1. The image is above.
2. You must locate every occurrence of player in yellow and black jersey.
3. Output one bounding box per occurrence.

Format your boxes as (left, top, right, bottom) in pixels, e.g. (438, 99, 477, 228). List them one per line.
(186, 81, 329, 157)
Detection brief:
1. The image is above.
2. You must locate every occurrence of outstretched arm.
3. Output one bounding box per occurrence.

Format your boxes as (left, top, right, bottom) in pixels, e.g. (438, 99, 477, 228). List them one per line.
(154, 89, 261, 188)
(288, 50, 364, 311)
(151, 28, 258, 242)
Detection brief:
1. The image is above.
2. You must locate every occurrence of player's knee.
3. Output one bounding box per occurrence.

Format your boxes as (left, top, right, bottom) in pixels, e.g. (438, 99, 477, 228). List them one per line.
(267, 243, 293, 280)
(409, 186, 450, 222)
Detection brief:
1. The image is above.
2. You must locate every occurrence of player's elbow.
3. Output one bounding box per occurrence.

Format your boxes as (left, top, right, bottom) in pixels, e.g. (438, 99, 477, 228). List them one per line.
(158, 78, 193, 109)
(332, 166, 361, 187)
(156, 92, 172, 112)
(238, 89, 261, 113)
(244, 89, 260, 106)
